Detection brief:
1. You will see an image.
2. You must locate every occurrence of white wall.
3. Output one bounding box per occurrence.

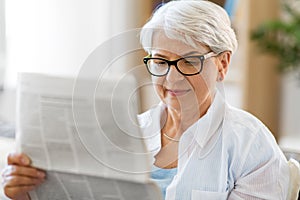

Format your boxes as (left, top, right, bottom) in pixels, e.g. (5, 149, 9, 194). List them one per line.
(1, 0, 153, 122)
(4, 0, 152, 89)
(5, 0, 113, 88)
(280, 73, 300, 137)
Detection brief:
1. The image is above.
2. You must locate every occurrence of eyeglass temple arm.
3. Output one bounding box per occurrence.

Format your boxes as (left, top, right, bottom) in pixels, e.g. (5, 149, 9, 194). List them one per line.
(204, 51, 219, 59)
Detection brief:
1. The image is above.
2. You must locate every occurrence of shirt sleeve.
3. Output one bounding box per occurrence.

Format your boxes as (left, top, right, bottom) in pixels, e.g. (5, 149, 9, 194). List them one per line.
(228, 126, 290, 200)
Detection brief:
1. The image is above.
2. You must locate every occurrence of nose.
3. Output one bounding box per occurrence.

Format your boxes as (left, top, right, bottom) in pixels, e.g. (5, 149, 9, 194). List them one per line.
(166, 64, 184, 83)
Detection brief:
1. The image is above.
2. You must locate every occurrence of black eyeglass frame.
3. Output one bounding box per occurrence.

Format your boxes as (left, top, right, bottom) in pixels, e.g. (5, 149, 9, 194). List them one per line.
(143, 51, 217, 77)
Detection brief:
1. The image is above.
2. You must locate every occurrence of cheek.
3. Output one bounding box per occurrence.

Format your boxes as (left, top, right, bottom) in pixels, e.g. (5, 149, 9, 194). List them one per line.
(199, 63, 218, 91)
(187, 75, 213, 99)
(187, 75, 208, 90)
(152, 76, 165, 96)
(152, 76, 164, 87)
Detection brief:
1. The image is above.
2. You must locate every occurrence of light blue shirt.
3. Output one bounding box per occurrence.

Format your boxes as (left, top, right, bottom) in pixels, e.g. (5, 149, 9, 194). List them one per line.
(151, 165, 177, 200)
(138, 88, 290, 200)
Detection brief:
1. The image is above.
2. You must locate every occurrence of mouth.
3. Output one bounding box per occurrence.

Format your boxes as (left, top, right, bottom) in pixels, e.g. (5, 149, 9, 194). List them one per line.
(166, 88, 190, 97)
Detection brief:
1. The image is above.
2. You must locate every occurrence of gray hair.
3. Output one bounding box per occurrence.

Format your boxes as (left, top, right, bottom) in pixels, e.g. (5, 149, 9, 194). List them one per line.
(140, 0, 238, 54)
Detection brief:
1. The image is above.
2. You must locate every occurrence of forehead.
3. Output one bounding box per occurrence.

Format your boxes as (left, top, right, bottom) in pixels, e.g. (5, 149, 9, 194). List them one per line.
(151, 31, 208, 56)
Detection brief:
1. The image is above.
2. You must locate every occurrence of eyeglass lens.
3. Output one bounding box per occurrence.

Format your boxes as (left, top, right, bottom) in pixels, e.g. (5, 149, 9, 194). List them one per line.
(146, 56, 203, 76)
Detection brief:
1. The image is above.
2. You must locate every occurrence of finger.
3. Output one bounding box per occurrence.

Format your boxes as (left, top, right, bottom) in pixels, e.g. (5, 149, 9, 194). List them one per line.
(2, 165, 46, 179)
(3, 175, 45, 188)
(7, 153, 31, 166)
(15, 193, 31, 200)
(2, 175, 44, 200)
(4, 185, 36, 200)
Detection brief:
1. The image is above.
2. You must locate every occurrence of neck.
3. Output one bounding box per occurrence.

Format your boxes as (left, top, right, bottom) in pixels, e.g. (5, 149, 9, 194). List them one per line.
(166, 107, 197, 133)
(162, 92, 213, 141)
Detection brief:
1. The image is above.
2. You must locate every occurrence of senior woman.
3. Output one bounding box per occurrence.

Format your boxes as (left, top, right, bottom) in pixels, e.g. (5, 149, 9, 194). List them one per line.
(2, 1, 290, 200)
(138, 0, 289, 199)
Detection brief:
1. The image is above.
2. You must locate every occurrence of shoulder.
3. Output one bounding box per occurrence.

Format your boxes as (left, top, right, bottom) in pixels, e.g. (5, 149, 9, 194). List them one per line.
(137, 104, 160, 127)
(222, 106, 289, 198)
(222, 104, 288, 178)
(221, 104, 285, 167)
(225, 105, 265, 134)
(137, 102, 166, 128)
(222, 104, 277, 145)
(223, 103, 280, 145)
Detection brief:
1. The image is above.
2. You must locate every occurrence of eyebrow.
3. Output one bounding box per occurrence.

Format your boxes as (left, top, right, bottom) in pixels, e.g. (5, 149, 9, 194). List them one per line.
(152, 51, 203, 58)
(182, 51, 203, 57)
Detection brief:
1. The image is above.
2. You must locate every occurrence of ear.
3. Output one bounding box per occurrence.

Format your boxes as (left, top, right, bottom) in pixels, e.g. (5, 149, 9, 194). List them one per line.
(216, 51, 231, 82)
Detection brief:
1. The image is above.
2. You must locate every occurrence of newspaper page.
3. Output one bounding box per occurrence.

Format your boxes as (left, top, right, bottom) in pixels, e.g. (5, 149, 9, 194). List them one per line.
(16, 72, 161, 200)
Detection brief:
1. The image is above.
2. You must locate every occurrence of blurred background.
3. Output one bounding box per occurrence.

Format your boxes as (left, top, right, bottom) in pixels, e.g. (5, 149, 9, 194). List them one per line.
(0, 0, 299, 150)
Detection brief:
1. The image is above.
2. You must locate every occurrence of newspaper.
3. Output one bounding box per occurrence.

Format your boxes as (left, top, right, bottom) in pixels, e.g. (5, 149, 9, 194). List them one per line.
(16, 73, 161, 200)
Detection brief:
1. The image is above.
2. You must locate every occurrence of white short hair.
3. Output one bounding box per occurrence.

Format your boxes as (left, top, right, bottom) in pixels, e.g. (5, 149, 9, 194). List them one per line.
(140, 0, 238, 54)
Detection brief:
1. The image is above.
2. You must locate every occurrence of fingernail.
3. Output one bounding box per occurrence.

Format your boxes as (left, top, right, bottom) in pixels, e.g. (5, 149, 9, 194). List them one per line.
(21, 157, 30, 165)
(37, 171, 46, 178)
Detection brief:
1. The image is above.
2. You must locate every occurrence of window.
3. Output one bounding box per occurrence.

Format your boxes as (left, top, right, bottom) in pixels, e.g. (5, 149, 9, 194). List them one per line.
(0, 0, 6, 90)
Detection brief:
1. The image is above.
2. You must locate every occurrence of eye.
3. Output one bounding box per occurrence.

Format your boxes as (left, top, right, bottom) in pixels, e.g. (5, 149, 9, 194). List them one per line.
(153, 59, 167, 66)
(183, 57, 201, 66)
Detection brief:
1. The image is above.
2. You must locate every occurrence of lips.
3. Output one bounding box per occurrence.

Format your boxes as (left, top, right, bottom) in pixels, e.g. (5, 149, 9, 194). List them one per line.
(166, 88, 190, 96)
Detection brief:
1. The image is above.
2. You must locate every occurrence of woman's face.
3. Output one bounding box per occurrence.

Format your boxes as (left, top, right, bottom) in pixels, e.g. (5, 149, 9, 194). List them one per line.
(151, 33, 222, 114)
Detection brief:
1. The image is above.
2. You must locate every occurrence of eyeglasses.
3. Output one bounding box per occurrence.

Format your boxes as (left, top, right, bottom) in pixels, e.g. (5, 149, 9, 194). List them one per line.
(143, 51, 218, 77)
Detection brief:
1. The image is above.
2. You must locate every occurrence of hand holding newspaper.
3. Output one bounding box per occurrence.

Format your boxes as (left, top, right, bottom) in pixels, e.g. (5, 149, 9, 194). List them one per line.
(16, 72, 161, 200)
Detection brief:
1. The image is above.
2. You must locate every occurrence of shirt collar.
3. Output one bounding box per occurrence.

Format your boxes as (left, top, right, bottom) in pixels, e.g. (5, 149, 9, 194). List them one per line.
(182, 89, 226, 149)
(137, 88, 226, 155)
(137, 102, 166, 156)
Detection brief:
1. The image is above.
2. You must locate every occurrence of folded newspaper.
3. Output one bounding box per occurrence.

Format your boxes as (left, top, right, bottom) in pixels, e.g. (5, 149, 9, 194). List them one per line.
(16, 72, 161, 200)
